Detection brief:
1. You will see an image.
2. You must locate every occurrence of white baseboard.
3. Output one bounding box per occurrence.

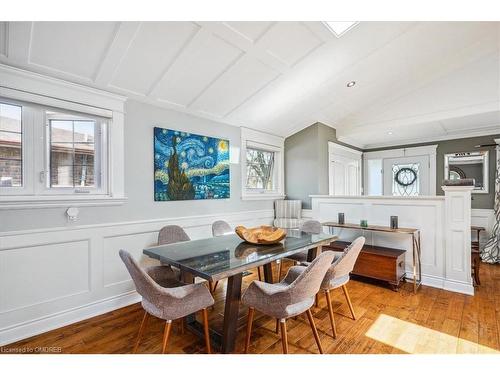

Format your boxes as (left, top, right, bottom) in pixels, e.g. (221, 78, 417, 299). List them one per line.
(418, 274, 474, 296)
(0, 291, 141, 347)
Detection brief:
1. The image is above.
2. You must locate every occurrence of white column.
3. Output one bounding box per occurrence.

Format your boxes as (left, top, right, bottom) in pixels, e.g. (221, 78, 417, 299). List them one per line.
(442, 185, 474, 295)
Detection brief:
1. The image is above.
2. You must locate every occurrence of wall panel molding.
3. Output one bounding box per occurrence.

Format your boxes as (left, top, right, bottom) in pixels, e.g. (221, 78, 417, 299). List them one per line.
(0, 208, 274, 346)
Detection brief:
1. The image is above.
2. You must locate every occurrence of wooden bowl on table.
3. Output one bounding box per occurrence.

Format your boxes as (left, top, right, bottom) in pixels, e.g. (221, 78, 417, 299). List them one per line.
(235, 225, 286, 245)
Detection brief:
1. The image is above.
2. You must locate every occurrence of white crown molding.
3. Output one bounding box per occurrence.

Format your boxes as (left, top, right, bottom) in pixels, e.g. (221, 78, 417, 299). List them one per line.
(0, 63, 127, 112)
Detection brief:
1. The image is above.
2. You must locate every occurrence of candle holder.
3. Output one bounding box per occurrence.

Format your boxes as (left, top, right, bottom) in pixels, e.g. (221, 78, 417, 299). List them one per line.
(390, 216, 398, 229)
(360, 219, 368, 228)
(338, 213, 345, 225)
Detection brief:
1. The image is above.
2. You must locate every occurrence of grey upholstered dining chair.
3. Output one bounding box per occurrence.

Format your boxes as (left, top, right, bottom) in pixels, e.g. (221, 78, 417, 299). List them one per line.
(158, 224, 217, 294)
(318, 236, 365, 338)
(277, 220, 323, 281)
(242, 250, 337, 354)
(158, 225, 190, 245)
(119, 250, 214, 354)
(273, 199, 303, 228)
(211, 220, 233, 237)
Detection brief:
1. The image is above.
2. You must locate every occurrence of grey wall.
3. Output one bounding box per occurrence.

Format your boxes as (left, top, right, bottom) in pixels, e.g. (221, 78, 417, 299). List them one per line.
(285, 121, 498, 210)
(366, 134, 499, 209)
(0, 100, 273, 232)
(285, 122, 358, 209)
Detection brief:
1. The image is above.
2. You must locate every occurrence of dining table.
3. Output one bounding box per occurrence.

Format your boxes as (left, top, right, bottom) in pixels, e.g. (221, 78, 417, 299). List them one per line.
(143, 229, 338, 353)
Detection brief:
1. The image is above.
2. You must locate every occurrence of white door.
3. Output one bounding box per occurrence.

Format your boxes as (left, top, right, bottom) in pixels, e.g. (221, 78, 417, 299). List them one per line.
(383, 155, 430, 196)
(329, 155, 361, 196)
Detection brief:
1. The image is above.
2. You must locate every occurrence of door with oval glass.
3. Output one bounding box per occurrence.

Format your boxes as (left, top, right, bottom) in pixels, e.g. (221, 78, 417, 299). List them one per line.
(383, 155, 430, 196)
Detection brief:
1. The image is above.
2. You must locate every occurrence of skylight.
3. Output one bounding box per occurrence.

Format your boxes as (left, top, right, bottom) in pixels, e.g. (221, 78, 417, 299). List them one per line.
(322, 21, 359, 37)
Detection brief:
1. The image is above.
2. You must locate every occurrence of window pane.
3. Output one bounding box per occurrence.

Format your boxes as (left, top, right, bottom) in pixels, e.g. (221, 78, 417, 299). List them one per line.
(0, 103, 22, 188)
(50, 120, 73, 142)
(0, 131, 22, 160)
(392, 163, 420, 197)
(74, 164, 95, 187)
(74, 121, 95, 142)
(245, 148, 275, 190)
(0, 159, 22, 187)
(51, 143, 74, 165)
(49, 114, 98, 190)
(50, 163, 73, 187)
(0, 103, 22, 133)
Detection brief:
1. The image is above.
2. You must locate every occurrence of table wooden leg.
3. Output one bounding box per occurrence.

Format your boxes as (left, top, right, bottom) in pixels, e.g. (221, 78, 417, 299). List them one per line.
(307, 245, 322, 262)
(221, 273, 243, 354)
(263, 262, 274, 284)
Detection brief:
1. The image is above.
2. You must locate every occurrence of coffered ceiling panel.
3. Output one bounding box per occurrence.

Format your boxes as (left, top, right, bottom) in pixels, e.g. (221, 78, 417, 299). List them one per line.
(152, 31, 242, 107)
(110, 22, 199, 95)
(258, 22, 323, 66)
(223, 22, 273, 43)
(29, 22, 118, 80)
(189, 54, 280, 117)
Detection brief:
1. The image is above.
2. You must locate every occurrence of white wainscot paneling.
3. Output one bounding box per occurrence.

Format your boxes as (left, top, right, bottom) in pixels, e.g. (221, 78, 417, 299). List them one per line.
(0, 240, 90, 313)
(471, 208, 495, 246)
(0, 209, 274, 345)
(310, 195, 451, 292)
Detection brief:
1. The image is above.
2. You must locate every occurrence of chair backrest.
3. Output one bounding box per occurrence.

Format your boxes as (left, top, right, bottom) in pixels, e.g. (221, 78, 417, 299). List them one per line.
(328, 237, 365, 280)
(158, 225, 190, 245)
(212, 220, 233, 237)
(119, 250, 161, 302)
(287, 250, 337, 304)
(300, 220, 322, 234)
(274, 200, 302, 219)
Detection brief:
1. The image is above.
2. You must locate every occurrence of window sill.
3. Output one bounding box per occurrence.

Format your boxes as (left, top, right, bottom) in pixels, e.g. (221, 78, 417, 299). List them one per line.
(0, 195, 128, 210)
(241, 194, 285, 201)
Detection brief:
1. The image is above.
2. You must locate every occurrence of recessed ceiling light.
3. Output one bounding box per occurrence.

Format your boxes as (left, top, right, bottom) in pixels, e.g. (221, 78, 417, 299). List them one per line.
(388, 131, 393, 135)
(346, 81, 356, 88)
(322, 21, 359, 38)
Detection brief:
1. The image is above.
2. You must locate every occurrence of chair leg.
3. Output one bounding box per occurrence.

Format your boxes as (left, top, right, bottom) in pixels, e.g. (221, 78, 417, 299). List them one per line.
(275, 319, 280, 334)
(213, 281, 219, 292)
(202, 308, 211, 354)
(305, 309, 323, 354)
(315, 293, 319, 308)
(279, 319, 288, 354)
(133, 311, 149, 353)
(342, 284, 356, 320)
(244, 307, 255, 354)
(162, 320, 173, 354)
(324, 290, 337, 338)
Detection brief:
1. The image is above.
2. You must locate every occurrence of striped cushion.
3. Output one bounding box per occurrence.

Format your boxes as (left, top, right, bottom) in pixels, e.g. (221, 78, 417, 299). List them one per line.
(273, 218, 303, 229)
(274, 200, 302, 219)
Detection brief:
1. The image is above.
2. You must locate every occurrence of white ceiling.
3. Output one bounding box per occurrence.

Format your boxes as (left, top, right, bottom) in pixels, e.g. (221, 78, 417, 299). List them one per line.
(0, 21, 498, 148)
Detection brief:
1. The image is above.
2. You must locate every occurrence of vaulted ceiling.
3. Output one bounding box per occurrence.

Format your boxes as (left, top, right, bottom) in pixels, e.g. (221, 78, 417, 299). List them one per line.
(0, 21, 498, 148)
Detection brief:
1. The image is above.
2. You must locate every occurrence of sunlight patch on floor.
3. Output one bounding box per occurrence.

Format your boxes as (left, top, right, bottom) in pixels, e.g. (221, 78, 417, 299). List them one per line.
(365, 314, 498, 354)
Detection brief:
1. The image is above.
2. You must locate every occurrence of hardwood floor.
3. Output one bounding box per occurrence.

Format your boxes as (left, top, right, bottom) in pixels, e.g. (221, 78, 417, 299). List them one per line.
(2, 261, 499, 354)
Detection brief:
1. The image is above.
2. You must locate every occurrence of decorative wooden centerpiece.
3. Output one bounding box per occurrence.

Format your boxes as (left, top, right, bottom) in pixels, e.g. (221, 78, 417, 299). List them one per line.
(235, 225, 286, 245)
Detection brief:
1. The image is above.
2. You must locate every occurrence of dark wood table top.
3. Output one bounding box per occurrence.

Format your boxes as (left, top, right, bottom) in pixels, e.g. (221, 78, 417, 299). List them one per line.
(144, 230, 338, 282)
(322, 222, 419, 234)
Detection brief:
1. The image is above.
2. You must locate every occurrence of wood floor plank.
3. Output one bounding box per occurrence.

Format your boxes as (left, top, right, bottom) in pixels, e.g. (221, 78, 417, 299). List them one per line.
(1, 263, 499, 354)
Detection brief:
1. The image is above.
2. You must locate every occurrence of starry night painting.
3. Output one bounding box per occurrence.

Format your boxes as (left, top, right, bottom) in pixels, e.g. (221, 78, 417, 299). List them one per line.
(154, 127, 230, 201)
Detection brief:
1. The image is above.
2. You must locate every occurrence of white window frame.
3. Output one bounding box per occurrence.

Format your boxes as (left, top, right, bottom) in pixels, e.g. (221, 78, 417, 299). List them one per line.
(43, 109, 108, 195)
(0, 64, 126, 209)
(241, 127, 285, 200)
